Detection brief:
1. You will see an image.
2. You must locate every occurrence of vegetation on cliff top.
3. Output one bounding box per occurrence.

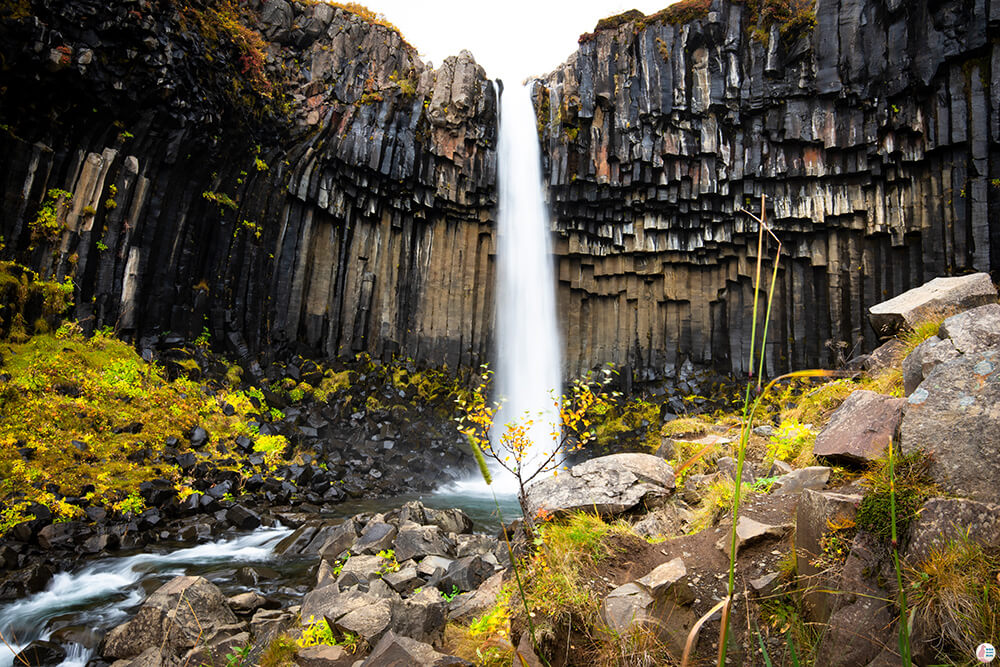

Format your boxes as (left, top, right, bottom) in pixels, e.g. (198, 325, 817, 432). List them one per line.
(578, 0, 816, 45)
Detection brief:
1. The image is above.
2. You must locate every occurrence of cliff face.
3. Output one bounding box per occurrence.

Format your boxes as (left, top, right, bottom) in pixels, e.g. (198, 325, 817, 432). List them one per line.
(536, 0, 998, 378)
(0, 0, 496, 370)
(1, 0, 997, 381)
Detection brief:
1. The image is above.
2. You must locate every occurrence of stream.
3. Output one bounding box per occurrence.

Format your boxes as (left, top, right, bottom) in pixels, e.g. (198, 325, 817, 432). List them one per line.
(0, 491, 519, 667)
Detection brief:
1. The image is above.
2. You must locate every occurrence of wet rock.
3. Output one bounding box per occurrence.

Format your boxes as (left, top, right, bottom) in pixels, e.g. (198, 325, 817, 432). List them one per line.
(812, 390, 905, 463)
(228, 591, 273, 615)
(101, 576, 239, 660)
(900, 350, 1000, 504)
(225, 505, 261, 530)
(524, 453, 675, 517)
(316, 518, 363, 560)
(37, 521, 87, 549)
(13, 640, 65, 667)
(868, 273, 997, 338)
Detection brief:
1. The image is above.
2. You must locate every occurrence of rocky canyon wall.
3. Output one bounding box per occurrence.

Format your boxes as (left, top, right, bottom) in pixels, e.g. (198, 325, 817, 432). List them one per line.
(536, 0, 999, 378)
(0, 0, 496, 371)
(1, 0, 998, 381)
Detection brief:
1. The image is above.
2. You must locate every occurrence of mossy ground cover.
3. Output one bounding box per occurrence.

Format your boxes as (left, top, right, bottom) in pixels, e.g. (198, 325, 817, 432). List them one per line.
(0, 323, 267, 529)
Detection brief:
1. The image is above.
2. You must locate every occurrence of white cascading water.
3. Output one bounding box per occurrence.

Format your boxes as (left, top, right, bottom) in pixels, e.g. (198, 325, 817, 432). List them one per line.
(491, 81, 563, 494)
(0, 528, 289, 667)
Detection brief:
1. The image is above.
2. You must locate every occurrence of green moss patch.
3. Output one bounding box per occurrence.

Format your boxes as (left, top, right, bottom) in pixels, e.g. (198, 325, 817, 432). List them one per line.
(0, 325, 265, 527)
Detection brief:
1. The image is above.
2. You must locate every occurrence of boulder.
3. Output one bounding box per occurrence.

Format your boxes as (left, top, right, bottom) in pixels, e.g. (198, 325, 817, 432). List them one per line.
(904, 497, 1000, 565)
(636, 558, 691, 603)
(227, 591, 272, 615)
(360, 631, 472, 666)
(524, 453, 675, 517)
(812, 390, 905, 463)
(599, 582, 695, 657)
(795, 489, 862, 622)
(294, 644, 353, 667)
(900, 350, 1000, 504)
(225, 505, 261, 530)
(390, 587, 448, 645)
(424, 507, 474, 535)
(13, 640, 65, 667)
(716, 516, 792, 557)
(868, 273, 997, 338)
(815, 534, 894, 666)
(439, 555, 493, 593)
(249, 608, 294, 646)
(101, 576, 240, 660)
(938, 303, 1000, 354)
(862, 338, 906, 372)
(381, 564, 422, 595)
(350, 521, 397, 555)
(393, 526, 454, 563)
(771, 466, 831, 495)
(448, 571, 504, 622)
(716, 456, 756, 483)
(333, 598, 394, 642)
(901, 336, 959, 395)
(300, 586, 370, 627)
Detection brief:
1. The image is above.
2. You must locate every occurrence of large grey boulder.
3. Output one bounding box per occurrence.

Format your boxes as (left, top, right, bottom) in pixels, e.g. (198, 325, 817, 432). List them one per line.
(101, 576, 240, 660)
(900, 350, 1000, 504)
(901, 336, 959, 395)
(938, 303, 1000, 354)
(904, 497, 1000, 565)
(524, 453, 675, 517)
(812, 390, 906, 463)
(868, 273, 997, 338)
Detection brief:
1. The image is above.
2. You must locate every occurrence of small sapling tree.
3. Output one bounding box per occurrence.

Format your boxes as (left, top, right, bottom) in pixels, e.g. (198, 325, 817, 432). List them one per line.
(455, 364, 617, 535)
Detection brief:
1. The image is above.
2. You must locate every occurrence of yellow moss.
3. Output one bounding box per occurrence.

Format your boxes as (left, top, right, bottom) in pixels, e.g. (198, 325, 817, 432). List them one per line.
(0, 329, 267, 524)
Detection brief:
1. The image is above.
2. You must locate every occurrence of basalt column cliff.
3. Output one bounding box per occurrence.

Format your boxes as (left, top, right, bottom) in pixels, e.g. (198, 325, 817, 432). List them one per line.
(0, 0, 998, 380)
(535, 0, 999, 378)
(0, 0, 496, 370)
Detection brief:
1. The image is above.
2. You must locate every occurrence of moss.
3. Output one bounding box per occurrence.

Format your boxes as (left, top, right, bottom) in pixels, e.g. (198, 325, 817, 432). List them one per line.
(534, 85, 550, 138)
(0, 0, 30, 19)
(856, 449, 934, 539)
(0, 261, 74, 340)
(739, 0, 817, 45)
(0, 327, 279, 529)
(639, 0, 712, 29)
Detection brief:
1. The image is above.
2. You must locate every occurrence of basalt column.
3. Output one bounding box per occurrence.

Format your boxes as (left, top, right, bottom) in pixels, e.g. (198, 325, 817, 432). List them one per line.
(536, 0, 999, 379)
(0, 1, 498, 369)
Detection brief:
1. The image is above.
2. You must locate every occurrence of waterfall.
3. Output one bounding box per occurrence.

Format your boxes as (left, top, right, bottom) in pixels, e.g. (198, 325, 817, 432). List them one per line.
(492, 81, 563, 494)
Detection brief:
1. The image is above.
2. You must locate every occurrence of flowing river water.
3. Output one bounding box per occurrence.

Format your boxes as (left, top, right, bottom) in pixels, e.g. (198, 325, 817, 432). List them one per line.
(0, 493, 518, 667)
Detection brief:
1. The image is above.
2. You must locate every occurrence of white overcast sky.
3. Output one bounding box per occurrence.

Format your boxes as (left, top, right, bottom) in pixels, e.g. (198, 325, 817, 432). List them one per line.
(360, 1, 678, 82)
